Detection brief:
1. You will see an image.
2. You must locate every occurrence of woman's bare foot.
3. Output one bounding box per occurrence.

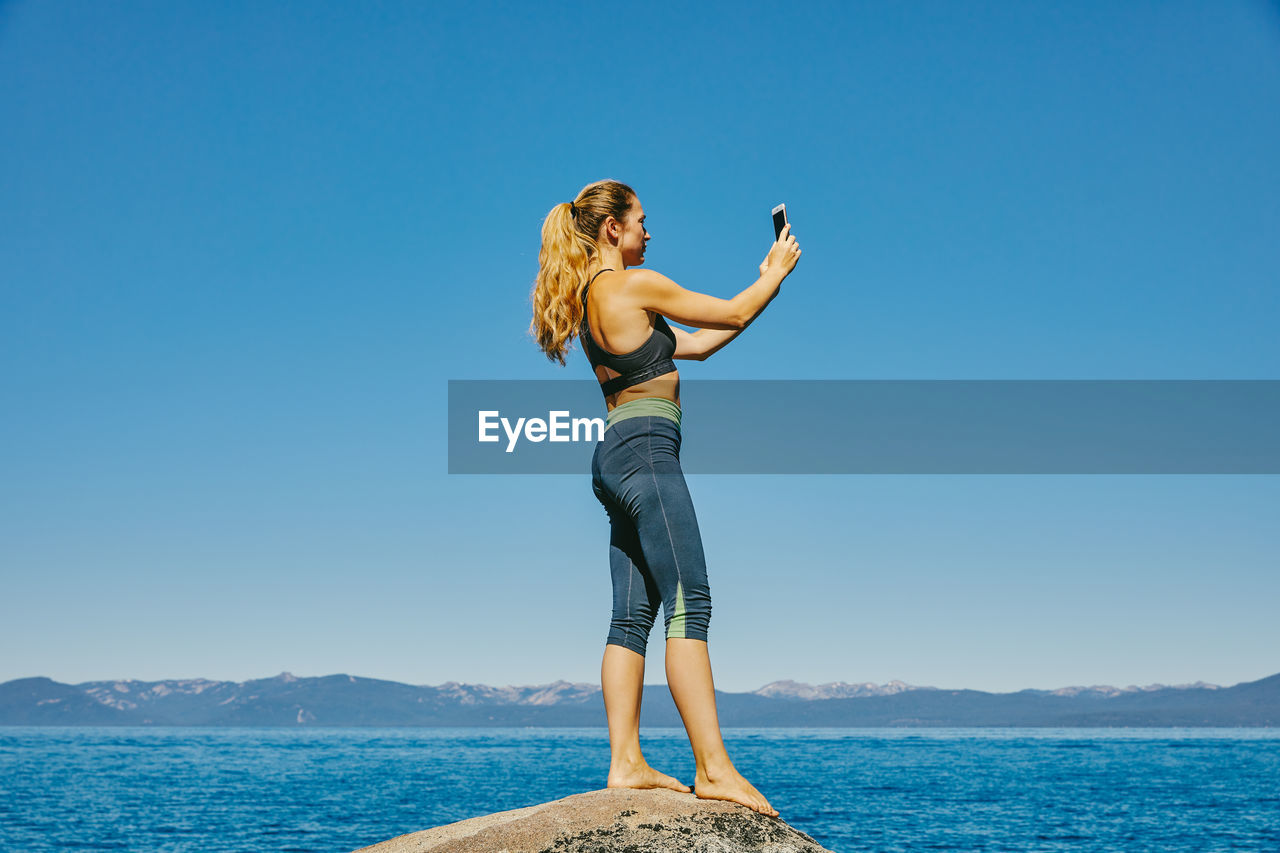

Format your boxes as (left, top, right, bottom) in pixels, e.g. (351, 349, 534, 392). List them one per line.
(607, 758, 691, 793)
(694, 766, 779, 817)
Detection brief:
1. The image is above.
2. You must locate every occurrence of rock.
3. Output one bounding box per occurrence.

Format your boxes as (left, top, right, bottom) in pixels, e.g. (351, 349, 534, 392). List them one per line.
(353, 787, 834, 853)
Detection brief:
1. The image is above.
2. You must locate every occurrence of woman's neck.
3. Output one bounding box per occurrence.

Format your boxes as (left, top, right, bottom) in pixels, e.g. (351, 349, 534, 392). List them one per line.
(595, 246, 625, 271)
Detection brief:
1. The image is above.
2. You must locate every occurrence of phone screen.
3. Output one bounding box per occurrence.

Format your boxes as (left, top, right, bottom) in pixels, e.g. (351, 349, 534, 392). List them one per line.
(772, 204, 788, 240)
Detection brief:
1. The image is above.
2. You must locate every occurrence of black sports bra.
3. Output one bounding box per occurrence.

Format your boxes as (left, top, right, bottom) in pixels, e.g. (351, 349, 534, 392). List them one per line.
(580, 268, 677, 397)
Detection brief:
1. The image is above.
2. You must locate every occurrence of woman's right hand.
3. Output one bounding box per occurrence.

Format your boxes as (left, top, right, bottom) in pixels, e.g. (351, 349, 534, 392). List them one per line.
(760, 222, 801, 278)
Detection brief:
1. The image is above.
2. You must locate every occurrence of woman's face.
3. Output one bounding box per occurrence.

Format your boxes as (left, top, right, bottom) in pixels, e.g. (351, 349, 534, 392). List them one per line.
(618, 198, 650, 267)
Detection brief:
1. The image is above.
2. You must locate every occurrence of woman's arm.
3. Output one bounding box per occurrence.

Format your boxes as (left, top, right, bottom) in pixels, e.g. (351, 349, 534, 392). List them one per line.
(627, 223, 799, 331)
(669, 299, 777, 361)
(670, 327, 742, 361)
(666, 242, 794, 360)
(627, 268, 783, 330)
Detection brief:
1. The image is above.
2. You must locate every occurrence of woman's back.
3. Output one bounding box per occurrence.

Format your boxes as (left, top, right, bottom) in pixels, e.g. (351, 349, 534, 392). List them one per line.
(580, 268, 679, 403)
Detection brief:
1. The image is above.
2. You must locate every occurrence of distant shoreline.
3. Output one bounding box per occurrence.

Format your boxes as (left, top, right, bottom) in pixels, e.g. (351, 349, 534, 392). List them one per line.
(4, 671, 1276, 727)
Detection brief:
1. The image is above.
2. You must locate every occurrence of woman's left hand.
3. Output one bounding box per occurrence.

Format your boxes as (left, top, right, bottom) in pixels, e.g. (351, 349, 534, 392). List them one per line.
(759, 253, 771, 277)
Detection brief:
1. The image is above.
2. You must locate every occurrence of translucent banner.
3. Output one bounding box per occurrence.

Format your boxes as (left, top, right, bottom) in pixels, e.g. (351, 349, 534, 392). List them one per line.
(447, 380, 1280, 474)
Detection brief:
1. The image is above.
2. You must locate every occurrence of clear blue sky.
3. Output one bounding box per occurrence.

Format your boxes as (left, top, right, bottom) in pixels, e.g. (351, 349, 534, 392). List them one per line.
(2, 0, 1277, 694)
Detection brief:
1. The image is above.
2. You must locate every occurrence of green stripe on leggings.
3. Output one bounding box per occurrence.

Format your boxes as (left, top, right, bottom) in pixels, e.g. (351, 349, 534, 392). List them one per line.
(668, 580, 687, 639)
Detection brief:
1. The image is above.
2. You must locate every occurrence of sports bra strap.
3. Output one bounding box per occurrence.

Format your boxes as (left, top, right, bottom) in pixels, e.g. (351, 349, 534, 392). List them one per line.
(581, 268, 614, 305)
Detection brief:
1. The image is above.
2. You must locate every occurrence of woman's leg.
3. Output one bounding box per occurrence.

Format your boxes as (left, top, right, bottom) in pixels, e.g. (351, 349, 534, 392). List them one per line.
(615, 420, 777, 817)
(601, 642, 645, 772)
(598, 492, 689, 792)
(666, 638, 778, 816)
(601, 644, 687, 791)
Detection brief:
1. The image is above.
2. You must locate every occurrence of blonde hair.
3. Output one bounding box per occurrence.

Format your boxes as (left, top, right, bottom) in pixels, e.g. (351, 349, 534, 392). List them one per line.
(529, 179, 637, 365)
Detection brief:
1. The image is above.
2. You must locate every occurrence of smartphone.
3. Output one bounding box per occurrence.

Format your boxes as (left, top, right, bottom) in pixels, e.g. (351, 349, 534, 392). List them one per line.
(772, 203, 788, 240)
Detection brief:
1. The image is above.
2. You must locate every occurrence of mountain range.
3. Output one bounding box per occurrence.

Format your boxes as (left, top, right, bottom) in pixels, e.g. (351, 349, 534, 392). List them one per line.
(1, 671, 1275, 727)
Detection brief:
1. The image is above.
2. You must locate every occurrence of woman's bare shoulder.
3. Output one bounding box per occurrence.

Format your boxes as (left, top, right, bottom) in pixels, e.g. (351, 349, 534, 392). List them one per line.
(616, 267, 679, 293)
(594, 268, 674, 301)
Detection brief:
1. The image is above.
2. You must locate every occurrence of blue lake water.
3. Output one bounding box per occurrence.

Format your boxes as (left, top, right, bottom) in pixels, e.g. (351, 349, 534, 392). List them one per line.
(2, 727, 1278, 852)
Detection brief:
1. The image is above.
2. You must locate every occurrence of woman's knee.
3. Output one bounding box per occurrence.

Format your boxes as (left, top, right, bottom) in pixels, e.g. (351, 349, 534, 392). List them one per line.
(606, 626, 651, 657)
(608, 592, 658, 652)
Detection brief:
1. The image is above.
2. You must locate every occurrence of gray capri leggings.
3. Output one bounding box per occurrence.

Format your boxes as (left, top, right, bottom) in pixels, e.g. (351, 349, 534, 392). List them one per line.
(590, 404, 711, 656)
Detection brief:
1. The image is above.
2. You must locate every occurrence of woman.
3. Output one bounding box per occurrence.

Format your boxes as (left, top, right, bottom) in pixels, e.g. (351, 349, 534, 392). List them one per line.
(529, 179, 800, 818)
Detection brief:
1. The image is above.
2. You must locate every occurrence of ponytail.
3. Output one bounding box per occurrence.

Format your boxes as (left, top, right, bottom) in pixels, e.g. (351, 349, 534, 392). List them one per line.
(529, 179, 636, 365)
